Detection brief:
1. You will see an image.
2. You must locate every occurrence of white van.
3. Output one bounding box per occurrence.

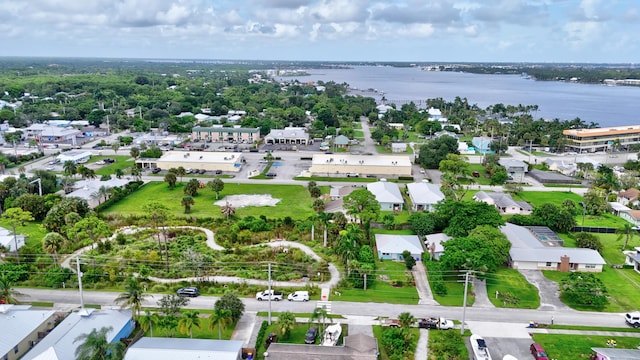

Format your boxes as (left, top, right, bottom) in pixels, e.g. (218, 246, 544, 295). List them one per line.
(287, 291, 309, 302)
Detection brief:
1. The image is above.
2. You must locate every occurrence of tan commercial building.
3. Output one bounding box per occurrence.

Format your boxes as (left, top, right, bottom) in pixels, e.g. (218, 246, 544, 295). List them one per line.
(137, 151, 244, 172)
(563, 125, 640, 153)
(309, 154, 412, 177)
(191, 126, 260, 143)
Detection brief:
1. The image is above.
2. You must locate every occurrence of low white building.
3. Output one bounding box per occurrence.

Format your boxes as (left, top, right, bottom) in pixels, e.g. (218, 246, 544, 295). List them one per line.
(309, 154, 412, 177)
(367, 181, 404, 211)
(375, 234, 423, 261)
(124, 338, 243, 360)
(498, 158, 527, 183)
(264, 127, 310, 145)
(57, 151, 92, 164)
(0, 305, 56, 360)
(406, 182, 444, 212)
(473, 191, 532, 215)
(424, 233, 450, 260)
(391, 143, 407, 153)
(137, 151, 244, 173)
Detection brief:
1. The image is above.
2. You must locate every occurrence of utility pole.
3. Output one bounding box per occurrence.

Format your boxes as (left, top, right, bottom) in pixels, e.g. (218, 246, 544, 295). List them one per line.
(363, 273, 367, 291)
(76, 256, 85, 309)
(29, 178, 42, 196)
(460, 271, 470, 335)
(268, 262, 272, 325)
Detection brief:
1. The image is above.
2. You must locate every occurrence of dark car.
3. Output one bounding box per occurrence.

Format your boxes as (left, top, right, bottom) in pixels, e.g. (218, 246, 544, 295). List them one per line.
(266, 172, 277, 177)
(215, 170, 223, 175)
(103, 158, 115, 164)
(152, 168, 161, 174)
(304, 327, 318, 344)
(530, 343, 549, 360)
(472, 171, 480, 178)
(176, 287, 200, 297)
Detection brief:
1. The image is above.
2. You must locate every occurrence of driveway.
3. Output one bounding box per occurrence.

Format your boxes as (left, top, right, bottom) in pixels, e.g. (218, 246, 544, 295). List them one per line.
(413, 261, 438, 305)
(472, 278, 494, 308)
(518, 270, 569, 311)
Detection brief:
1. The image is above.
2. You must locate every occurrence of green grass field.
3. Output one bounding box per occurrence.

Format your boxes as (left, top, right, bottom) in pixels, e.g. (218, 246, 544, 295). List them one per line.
(335, 260, 419, 304)
(0, 220, 47, 249)
(373, 326, 420, 360)
(101, 181, 317, 219)
(533, 334, 640, 359)
(485, 268, 540, 309)
(512, 191, 583, 208)
(144, 315, 236, 340)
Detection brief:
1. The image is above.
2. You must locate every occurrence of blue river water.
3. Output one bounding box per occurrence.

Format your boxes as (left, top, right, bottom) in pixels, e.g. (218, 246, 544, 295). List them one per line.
(278, 66, 640, 127)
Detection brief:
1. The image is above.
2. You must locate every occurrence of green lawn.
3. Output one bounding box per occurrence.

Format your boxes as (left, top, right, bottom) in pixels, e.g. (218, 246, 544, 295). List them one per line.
(485, 268, 540, 309)
(375, 145, 414, 154)
(543, 267, 640, 312)
(428, 328, 470, 360)
(101, 181, 318, 219)
(0, 220, 46, 249)
(144, 315, 236, 340)
(426, 261, 475, 307)
(533, 334, 640, 359)
(380, 210, 411, 225)
(335, 260, 419, 304)
(512, 191, 583, 208)
(373, 326, 420, 360)
(559, 233, 626, 264)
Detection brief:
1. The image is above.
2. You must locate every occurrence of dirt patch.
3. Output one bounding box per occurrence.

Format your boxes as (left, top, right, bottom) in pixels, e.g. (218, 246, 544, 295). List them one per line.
(214, 194, 281, 208)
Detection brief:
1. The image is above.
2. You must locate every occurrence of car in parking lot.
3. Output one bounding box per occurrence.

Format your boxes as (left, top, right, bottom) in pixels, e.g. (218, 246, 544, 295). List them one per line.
(198, 169, 206, 174)
(185, 168, 193, 174)
(346, 173, 360, 178)
(152, 168, 162, 174)
(215, 170, 222, 175)
(530, 343, 549, 360)
(304, 327, 318, 344)
(176, 287, 200, 297)
(46, 165, 55, 171)
(266, 172, 277, 177)
(103, 158, 115, 164)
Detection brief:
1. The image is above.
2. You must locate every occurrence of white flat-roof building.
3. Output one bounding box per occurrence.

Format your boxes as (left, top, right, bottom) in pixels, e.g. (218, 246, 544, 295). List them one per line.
(309, 154, 412, 177)
(124, 338, 244, 360)
(57, 151, 92, 164)
(137, 151, 244, 172)
(0, 305, 56, 360)
(264, 127, 310, 145)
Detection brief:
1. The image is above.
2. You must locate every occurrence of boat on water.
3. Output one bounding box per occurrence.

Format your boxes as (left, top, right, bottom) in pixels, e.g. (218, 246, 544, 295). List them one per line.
(471, 334, 493, 360)
(320, 323, 342, 346)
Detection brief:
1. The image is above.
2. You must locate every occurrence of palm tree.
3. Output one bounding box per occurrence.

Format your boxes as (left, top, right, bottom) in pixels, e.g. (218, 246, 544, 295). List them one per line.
(276, 311, 296, 340)
(181, 196, 194, 214)
(138, 311, 160, 337)
(73, 326, 124, 360)
(160, 315, 179, 337)
(310, 306, 330, 334)
(178, 310, 201, 338)
(176, 166, 186, 182)
(616, 223, 638, 250)
(111, 143, 120, 155)
(130, 147, 140, 160)
(63, 160, 78, 177)
(0, 272, 21, 304)
(221, 201, 235, 220)
(398, 312, 416, 328)
(114, 278, 150, 317)
(42, 232, 65, 267)
(209, 308, 232, 340)
(164, 172, 177, 189)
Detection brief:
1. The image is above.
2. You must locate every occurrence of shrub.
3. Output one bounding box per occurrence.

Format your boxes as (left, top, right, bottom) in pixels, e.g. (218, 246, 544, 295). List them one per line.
(43, 267, 73, 288)
(574, 232, 603, 252)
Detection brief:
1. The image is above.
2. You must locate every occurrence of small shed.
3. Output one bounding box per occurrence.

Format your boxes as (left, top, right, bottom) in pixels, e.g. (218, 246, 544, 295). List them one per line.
(391, 142, 407, 153)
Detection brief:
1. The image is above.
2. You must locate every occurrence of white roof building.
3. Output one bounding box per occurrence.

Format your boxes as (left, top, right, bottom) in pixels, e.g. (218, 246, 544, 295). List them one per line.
(424, 233, 451, 260)
(23, 309, 134, 360)
(0, 305, 56, 360)
(66, 178, 130, 208)
(367, 181, 404, 211)
(57, 151, 92, 164)
(124, 338, 243, 360)
(375, 234, 424, 261)
(309, 154, 412, 177)
(427, 107, 443, 119)
(406, 182, 445, 211)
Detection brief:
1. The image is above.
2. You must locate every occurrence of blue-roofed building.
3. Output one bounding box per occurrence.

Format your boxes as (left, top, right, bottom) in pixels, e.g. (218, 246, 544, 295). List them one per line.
(471, 136, 493, 154)
(0, 305, 56, 360)
(22, 309, 134, 360)
(124, 338, 244, 360)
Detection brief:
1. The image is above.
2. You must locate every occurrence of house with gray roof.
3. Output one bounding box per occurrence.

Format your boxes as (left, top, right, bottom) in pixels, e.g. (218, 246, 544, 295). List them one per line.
(124, 338, 243, 360)
(498, 158, 527, 183)
(23, 309, 134, 360)
(406, 182, 445, 212)
(0, 227, 26, 252)
(375, 234, 424, 261)
(624, 247, 640, 274)
(424, 233, 451, 260)
(265, 332, 378, 360)
(333, 135, 351, 148)
(0, 305, 56, 360)
(500, 223, 605, 272)
(366, 181, 404, 211)
(473, 191, 532, 215)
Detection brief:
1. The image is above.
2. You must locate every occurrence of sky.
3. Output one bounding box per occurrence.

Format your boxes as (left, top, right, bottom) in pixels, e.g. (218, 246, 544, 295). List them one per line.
(0, 0, 638, 63)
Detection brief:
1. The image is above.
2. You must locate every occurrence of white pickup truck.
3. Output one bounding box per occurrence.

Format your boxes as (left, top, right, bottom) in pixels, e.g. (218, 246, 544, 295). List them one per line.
(256, 290, 283, 301)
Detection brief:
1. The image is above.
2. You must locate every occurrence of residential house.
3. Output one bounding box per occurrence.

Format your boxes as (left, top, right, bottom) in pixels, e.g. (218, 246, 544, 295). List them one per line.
(388, 123, 404, 130)
(458, 141, 475, 155)
(619, 210, 640, 227)
(265, 333, 378, 360)
(473, 191, 533, 215)
(543, 158, 576, 175)
(624, 247, 640, 274)
(375, 234, 423, 261)
(0, 305, 56, 360)
(471, 136, 492, 154)
(263, 127, 310, 145)
(0, 226, 26, 252)
(609, 202, 631, 216)
(333, 135, 351, 149)
(406, 182, 445, 212)
(591, 347, 640, 360)
(366, 181, 404, 211)
(501, 223, 605, 272)
(618, 188, 640, 207)
(434, 130, 459, 140)
(124, 338, 243, 360)
(22, 309, 134, 360)
(498, 158, 527, 183)
(424, 233, 451, 260)
(66, 178, 130, 208)
(427, 107, 443, 120)
(391, 143, 407, 153)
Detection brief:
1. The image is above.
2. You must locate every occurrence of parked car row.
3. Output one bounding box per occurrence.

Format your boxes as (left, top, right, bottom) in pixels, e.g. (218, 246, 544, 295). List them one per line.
(255, 290, 310, 301)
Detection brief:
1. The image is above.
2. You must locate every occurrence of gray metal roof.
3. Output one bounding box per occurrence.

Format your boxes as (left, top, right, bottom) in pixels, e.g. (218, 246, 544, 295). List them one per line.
(124, 337, 243, 360)
(23, 309, 133, 360)
(609, 202, 631, 212)
(265, 334, 378, 360)
(499, 223, 545, 249)
(0, 305, 56, 357)
(510, 247, 606, 265)
(424, 233, 451, 253)
(375, 234, 424, 255)
(367, 181, 403, 204)
(498, 158, 527, 170)
(592, 347, 640, 359)
(406, 182, 445, 205)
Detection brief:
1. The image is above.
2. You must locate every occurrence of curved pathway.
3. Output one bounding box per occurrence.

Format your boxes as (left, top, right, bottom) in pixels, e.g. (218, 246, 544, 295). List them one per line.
(61, 226, 340, 288)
